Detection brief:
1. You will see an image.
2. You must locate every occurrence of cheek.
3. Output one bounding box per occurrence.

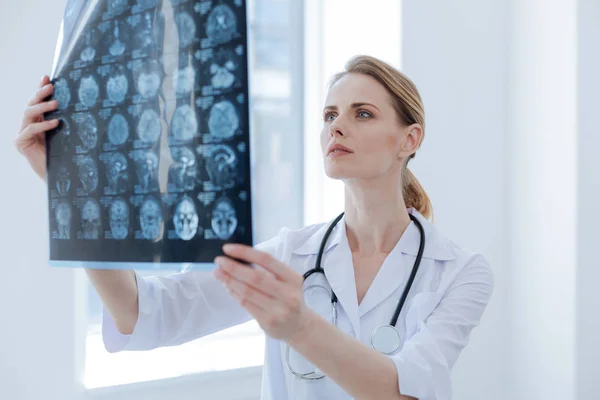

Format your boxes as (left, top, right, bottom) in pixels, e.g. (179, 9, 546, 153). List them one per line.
(385, 134, 400, 148)
(357, 133, 399, 156)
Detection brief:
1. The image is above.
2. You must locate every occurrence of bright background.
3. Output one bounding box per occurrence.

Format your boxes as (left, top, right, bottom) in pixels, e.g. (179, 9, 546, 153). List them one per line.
(1, 0, 599, 399)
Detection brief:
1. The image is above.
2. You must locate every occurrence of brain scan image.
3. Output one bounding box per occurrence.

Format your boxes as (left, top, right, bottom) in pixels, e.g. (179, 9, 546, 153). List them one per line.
(72, 112, 98, 150)
(80, 31, 96, 62)
(137, 108, 162, 144)
(135, 60, 163, 99)
(78, 75, 99, 108)
(173, 195, 198, 241)
(140, 196, 163, 240)
(55, 164, 71, 195)
(205, 144, 238, 189)
(109, 20, 126, 57)
(106, 152, 128, 193)
(208, 100, 239, 140)
(46, 0, 254, 263)
(174, 11, 196, 48)
(108, 0, 129, 17)
(55, 201, 72, 239)
(53, 78, 71, 110)
(137, 11, 160, 51)
(172, 66, 195, 95)
(206, 4, 237, 43)
(106, 67, 129, 104)
(81, 198, 101, 239)
(171, 104, 197, 142)
(210, 48, 237, 89)
(109, 198, 129, 239)
(107, 113, 129, 145)
(134, 150, 159, 192)
(78, 156, 98, 194)
(169, 146, 197, 191)
(211, 196, 237, 240)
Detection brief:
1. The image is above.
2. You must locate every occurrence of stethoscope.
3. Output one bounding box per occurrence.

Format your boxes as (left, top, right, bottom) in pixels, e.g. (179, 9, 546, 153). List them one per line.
(284, 211, 426, 380)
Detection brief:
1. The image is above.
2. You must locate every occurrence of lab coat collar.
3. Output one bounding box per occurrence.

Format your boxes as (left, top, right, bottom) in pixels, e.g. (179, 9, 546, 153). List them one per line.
(292, 208, 456, 336)
(291, 208, 456, 261)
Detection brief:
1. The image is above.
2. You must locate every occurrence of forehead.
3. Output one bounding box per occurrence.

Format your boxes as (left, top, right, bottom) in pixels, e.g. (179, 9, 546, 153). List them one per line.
(325, 73, 391, 107)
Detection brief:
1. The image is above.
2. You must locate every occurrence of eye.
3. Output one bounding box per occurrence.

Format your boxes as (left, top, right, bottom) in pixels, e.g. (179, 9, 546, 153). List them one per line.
(357, 110, 372, 119)
(323, 112, 336, 122)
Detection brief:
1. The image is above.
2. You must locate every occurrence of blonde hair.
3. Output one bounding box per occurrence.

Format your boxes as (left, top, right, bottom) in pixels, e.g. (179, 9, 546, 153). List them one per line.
(328, 55, 433, 221)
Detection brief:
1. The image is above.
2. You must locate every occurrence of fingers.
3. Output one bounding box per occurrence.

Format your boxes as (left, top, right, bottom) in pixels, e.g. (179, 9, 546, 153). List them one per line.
(17, 119, 59, 145)
(27, 82, 54, 107)
(218, 269, 280, 313)
(22, 78, 57, 129)
(40, 75, 50, 89)
(23, 100, 59, 122)
(215, 255, 288, 300)
(227, 284, 272, 320)
(222, 244, 302, 284)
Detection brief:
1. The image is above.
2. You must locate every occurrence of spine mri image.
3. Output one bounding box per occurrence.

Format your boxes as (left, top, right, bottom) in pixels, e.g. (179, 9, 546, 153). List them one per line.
(44, 0, 253, 270)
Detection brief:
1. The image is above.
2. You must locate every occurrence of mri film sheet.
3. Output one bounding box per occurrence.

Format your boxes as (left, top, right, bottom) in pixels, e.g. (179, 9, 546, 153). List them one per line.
(44, 0, 253, 271)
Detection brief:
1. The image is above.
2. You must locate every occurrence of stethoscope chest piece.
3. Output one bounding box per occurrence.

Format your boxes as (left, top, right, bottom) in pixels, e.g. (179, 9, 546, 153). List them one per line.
(370, 324, 401, 355)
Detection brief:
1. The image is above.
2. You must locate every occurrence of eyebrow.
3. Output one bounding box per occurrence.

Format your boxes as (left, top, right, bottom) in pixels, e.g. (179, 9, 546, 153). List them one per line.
(323, 102, 380, 112)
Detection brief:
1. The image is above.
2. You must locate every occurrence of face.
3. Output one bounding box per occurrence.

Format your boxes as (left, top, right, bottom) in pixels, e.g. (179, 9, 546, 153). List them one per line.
(320, 73, 421, 181)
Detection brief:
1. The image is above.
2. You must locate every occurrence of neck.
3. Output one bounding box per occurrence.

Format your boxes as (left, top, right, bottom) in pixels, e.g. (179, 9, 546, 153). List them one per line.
(343, 176, 412, 256)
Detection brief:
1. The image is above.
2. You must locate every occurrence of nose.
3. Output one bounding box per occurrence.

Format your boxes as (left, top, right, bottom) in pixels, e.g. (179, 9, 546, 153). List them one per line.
(328, 117, 345, 137)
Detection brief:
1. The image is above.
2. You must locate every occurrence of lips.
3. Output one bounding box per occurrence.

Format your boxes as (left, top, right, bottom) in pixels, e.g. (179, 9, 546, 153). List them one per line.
(327, 143, 353, 155)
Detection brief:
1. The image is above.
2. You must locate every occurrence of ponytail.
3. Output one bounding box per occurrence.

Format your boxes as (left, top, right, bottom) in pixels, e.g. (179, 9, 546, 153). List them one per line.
(402, 167, 433, 222)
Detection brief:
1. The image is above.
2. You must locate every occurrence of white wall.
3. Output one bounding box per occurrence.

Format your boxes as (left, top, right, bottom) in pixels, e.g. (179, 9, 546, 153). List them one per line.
(508, 0, 600, 399)
(576, 0, 600, 397)
(508, 0, 578, 398)
(0, 0, 79, 398)
(401, 1, 510, 399)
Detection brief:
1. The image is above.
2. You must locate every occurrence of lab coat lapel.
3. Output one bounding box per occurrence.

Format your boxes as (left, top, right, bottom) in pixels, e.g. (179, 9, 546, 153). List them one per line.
(321, 223, 362, 339)
(357, 238, 407, 319)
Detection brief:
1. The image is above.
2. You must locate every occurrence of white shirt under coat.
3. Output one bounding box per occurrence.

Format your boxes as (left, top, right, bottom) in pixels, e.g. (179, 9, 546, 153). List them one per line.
(102, 208, 495, 400)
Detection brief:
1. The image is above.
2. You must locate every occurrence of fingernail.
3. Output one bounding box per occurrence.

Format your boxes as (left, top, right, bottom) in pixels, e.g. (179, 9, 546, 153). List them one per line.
(223, 244, 234, 252)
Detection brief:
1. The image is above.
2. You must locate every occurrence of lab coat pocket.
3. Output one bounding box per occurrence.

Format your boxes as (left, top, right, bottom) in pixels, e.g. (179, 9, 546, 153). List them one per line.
(403, 291, 444, 340)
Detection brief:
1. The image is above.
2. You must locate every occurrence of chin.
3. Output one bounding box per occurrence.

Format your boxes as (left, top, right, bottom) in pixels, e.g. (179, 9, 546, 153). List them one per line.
(323, 163, 357, 180)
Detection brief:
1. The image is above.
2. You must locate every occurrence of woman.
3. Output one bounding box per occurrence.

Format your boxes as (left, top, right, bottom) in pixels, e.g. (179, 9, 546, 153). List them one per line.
(16, 55, 494, 400)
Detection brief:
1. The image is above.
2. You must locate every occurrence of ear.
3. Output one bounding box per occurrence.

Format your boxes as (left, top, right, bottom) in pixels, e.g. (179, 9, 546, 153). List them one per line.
(397, 124, 423, 159)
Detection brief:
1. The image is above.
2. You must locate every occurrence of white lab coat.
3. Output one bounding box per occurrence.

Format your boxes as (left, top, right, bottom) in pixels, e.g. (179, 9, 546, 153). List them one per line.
(102, 208, 494, 400)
